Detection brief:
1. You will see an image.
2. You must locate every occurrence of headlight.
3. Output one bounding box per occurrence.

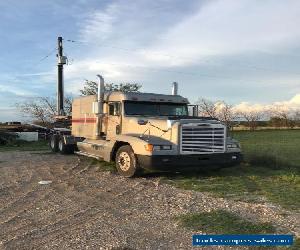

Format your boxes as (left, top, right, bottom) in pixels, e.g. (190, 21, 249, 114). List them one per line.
(226, 137, 241, 149)
(227, 143, 240, 149)
(145, 144, 172, 151)
(154, 145, 172, 151)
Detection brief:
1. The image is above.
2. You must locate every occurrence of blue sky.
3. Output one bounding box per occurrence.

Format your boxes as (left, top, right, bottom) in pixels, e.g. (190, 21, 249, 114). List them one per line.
(1, 0, 300, 121)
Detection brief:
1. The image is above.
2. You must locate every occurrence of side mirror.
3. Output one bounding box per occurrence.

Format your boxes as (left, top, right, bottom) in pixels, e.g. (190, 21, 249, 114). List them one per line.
(137, 119, 148, 125)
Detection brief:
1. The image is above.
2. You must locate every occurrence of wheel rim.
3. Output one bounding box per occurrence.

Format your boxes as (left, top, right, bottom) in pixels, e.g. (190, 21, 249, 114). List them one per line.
(58, 140, 63, 151)
(118, 152, 131, 171)
(50, 138, 55, 149)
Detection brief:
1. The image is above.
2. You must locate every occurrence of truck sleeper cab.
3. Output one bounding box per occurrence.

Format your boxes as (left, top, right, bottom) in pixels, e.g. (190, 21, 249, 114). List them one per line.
(50, 78, 242, 177)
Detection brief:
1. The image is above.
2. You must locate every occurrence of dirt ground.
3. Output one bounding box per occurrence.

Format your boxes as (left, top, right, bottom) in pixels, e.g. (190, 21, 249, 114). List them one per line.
(0, 151, 299, 250)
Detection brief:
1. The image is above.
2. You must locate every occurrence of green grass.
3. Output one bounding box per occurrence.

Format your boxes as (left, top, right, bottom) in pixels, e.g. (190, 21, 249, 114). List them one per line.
(291, 238, 300, 250)
(233, 129, 300, 168)
(164, 130, 300, 210)
(0, 140, 49, 152)
(177, 209, 276, 234)
(82, 157, 116, 173)
(177, 210, 300, 249)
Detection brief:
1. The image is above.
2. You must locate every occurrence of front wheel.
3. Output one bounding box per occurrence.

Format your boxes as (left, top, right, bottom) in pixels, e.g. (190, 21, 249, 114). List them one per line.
(115, 145, 140, 177)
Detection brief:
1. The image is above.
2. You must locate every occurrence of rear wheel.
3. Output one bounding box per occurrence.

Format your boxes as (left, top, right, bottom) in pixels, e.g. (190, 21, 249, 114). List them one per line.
(49, 135, 58, 152)
(58, 137, 74, 154)
(115, 145, 140, 177)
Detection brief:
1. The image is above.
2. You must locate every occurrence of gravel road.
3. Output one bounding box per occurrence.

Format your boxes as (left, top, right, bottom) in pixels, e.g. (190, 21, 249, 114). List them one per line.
(0, 151, 299, 250)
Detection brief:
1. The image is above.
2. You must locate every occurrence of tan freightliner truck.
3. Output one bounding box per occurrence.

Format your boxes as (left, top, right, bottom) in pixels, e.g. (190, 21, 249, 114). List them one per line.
(50, 75, 242, 177)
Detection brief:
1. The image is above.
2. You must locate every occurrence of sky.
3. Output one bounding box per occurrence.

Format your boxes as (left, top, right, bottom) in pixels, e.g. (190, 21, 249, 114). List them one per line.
(1, 0, 300, 122)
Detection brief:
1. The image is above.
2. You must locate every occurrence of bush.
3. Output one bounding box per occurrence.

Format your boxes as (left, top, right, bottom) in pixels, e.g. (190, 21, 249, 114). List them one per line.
(0, 131, 18, 145)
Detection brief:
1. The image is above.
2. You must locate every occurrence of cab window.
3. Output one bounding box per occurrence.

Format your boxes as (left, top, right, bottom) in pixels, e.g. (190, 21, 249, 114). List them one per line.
(108, 102, 121, 116)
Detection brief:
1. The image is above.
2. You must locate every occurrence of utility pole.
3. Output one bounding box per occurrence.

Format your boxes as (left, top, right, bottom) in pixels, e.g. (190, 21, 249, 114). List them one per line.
(57, 36, 66, 116)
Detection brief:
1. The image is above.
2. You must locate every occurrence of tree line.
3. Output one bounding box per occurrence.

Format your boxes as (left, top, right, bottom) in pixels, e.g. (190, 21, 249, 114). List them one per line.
(15, 80, 300, 130)
(195, 98, 300, 130)
(16, 81, 141, 126)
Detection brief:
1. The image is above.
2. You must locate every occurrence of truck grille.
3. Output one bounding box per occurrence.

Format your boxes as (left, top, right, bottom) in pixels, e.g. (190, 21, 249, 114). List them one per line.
(180, 123, 226, 154)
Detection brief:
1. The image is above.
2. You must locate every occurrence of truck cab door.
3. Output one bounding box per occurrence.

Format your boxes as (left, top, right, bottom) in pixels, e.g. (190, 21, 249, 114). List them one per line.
(106, 102, 122, 139)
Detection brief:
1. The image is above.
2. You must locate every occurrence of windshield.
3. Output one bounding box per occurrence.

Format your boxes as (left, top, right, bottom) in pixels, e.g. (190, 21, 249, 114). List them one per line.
(124, 101, 188, 116)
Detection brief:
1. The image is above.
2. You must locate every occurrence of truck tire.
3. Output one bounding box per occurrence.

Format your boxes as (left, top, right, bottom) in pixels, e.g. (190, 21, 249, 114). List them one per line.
(115, 145, 140, 177)
(49, 135, 58, 152)
(58, 137, 74, 154)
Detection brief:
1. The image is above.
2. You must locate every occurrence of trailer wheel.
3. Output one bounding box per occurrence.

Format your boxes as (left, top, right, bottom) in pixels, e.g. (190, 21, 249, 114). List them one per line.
(115, 145, 139, 177)
(58, 137, 70, 154)
(49, 135, 58, 152)
(58, 138, 74, 154)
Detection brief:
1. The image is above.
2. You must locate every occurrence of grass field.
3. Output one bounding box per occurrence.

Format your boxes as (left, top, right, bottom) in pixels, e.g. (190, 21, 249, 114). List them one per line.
(177, 209, 300, 249)
(0, 140, 49, 152)
(170, 130, 299, 246)
(164, 130, 300, 211)
(2, 131, 299, 210)
(177, 209, 276, 234)
(1, 130, 299, 246)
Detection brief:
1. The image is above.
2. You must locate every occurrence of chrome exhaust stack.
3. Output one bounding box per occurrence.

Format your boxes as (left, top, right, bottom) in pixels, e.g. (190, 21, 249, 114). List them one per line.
(95, 75, 105, 137)
(97, 75, 105, 113)
(172, 82, 178, 95)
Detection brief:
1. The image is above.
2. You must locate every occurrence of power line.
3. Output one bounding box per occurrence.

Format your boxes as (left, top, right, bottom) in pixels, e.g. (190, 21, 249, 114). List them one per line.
(38, 47, 57, 62)
(10, 48, 57, 81)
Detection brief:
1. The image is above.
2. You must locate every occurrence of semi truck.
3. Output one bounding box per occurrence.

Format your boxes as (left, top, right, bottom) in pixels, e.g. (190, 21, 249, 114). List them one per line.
(49, 75, 242, 177)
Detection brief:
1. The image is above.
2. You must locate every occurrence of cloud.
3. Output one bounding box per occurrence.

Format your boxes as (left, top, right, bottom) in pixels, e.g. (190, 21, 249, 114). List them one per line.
(15, 71, 55, 77)
(289, 94, 300, 104)
(3, 0, 299, 123)
(0, 84, 35, 97)
(79, 3, 120, 42)
(233, 102, 268, 113)
(140, 0, 300, 66)
(233, 93, 300, 114)
(69, 0, 300, 85)
(0, 108, 21, 122)
(64, 59, 135, 94)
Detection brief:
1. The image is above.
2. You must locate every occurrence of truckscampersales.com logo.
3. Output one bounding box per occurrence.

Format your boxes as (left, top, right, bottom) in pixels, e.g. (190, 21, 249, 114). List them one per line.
(192, 235, 293, 246)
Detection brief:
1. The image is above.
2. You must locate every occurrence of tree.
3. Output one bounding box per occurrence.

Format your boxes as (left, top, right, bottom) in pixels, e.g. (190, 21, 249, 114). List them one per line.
(268, 105, 300, 128)
(240, 111, 264, 131)
(80, 80, 142, 96)
(269, 105, 291, 128)
(196, 98, 236, 128)
(215, 101, 237, 129)
(269, 116, 282, 128)
(291, 111, 300, 127)
(196, 98, 218, 119)
(16, 96, 72, 126)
